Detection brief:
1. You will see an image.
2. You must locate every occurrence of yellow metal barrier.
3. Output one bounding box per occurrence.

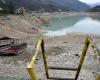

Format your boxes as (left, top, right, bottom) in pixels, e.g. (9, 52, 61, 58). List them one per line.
(75, 36, 90, 80)
(88, 36, 100, 59)
(27, 35, 100, 80)
(27, 36, 49, 80)
(75, 35, 100, 80)
(96, 74, 100, 80)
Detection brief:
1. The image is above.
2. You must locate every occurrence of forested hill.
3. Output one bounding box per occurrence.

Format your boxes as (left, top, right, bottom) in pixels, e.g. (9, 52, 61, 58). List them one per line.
(88, 6, 100, 12)
(0, 0, 90, 12)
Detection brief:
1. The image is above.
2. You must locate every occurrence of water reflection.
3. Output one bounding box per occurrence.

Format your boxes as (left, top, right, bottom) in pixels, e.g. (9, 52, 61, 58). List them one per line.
(45, 15, 86, 31)
(44, 15, 100, 36)
(89, 15, 100, 21)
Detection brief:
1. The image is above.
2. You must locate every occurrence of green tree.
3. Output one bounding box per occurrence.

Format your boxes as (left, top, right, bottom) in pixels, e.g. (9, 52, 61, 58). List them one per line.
(8, 1, 15, 14)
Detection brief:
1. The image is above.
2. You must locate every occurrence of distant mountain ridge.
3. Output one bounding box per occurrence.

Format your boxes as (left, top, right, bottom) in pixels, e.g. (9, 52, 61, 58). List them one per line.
(89, 2, 100, 7)
(88, 5, 100, 12)
(1, 0, 90, 12)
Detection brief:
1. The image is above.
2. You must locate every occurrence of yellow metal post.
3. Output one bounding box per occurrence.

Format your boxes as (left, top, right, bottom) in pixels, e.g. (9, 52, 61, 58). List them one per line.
(41, 39, 49, 78)
(27, 37, 42, 80)
(75, 36, 89, 80)
(27, 64, 38, 80)
(96, 74, 100, 80)
(88, 36, 100, 60)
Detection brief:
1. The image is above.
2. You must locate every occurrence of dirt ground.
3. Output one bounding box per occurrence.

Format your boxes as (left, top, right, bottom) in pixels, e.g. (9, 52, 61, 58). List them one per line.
(0, 33, 100, 80)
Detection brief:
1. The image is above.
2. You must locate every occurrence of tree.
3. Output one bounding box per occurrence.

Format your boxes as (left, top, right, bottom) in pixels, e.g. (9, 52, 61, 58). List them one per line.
(7, 1, 15, 14)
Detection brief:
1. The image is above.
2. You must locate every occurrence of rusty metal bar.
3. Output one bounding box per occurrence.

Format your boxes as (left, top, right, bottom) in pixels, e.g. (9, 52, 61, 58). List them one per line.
(48, 77, 75, 80)
(75, 36, 90, 80)
(48, 66, 77, 71)
(41, 39, 49, 78)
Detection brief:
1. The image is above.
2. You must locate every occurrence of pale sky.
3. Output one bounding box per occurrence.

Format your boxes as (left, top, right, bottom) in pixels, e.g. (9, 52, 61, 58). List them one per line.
(79, 0, 100, 4)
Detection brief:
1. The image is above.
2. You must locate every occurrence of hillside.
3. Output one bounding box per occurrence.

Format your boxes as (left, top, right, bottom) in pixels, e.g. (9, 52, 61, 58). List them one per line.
(1, 0, 90, 12)
(88, 6, 100, 12)
(0, 15, 45, 39)
(89, 2, 100, 7)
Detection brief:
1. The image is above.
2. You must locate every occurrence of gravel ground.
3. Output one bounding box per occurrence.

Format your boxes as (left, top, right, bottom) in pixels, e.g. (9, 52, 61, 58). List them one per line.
(0, 33, 100, 80)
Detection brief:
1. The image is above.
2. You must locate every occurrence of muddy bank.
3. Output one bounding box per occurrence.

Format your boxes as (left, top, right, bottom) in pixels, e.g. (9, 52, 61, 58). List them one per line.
(0, 14, 50, 39)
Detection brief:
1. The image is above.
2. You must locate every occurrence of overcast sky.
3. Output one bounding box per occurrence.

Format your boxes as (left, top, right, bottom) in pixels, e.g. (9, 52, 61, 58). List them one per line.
(79, 0, 100, 4)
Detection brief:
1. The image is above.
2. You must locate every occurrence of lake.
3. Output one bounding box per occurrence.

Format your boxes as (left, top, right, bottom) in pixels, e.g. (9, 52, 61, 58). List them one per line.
(43, 15, 100, 36)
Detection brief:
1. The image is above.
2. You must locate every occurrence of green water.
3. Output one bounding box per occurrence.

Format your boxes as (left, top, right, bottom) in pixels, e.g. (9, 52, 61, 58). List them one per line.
(44, 15, 100, 36)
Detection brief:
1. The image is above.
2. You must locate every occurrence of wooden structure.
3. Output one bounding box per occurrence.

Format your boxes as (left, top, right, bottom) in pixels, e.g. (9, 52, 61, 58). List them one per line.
(0, 37, 27, 55)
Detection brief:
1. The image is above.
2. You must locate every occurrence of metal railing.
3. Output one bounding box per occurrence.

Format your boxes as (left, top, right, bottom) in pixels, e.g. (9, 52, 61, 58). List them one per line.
(75, 35, 100, 80)
(27, 35, 49, 80)
(27, 35, 100, 80)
